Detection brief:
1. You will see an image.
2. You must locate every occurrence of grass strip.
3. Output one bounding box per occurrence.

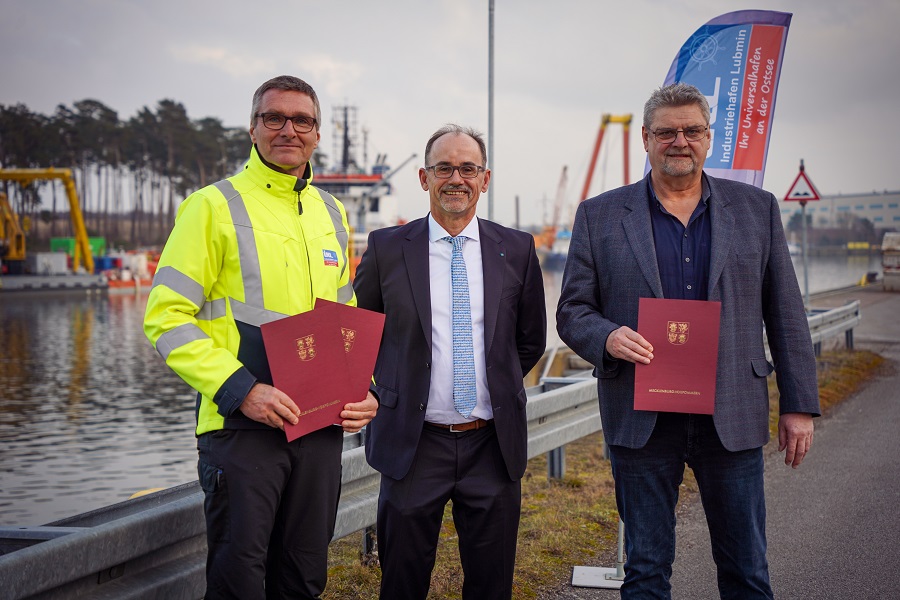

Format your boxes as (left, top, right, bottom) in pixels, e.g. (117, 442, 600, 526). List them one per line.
(323, 349, 884, 599)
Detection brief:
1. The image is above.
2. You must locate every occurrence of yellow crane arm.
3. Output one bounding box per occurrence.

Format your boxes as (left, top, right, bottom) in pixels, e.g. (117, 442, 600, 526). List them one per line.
(0, 168, 94, 273)
(0, 192, 26, 261)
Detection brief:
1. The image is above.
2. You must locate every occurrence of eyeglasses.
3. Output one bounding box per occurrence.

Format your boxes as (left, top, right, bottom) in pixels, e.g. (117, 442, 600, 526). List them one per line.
(649, 126, 708, 143)
(424, 164, 486, 179)
(256, 113, 318, 133)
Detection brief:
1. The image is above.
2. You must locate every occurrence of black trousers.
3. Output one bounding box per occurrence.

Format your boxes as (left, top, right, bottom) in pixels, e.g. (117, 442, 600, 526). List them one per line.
(376, 422, 521, 600)
(197, 426, 343, 600)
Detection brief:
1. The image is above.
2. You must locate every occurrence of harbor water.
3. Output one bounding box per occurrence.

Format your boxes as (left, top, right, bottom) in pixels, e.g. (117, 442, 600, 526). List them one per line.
(0, 253, 884, 526)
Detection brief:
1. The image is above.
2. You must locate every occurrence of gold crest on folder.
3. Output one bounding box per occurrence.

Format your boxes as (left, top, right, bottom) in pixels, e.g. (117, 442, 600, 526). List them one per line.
(667, 321, 689, 345)
(341, 328, 356, 353)
(295, 335, 317, 361)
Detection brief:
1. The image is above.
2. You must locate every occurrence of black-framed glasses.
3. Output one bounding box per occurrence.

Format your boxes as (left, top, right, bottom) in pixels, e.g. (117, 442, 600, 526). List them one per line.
(256, 113, 318, 133)
(424, 164, 486, 179)
(649, 126, 708, 143)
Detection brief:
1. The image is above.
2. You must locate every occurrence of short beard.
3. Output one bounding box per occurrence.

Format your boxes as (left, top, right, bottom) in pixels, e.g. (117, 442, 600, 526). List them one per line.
(438, 187, 471, 214)
(660, 156, 697, 177)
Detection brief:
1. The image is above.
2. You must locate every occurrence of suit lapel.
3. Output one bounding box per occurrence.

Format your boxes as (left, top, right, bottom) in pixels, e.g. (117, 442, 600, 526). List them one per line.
(707, 177, 735, 300)
(623, 178, 664, 298)
(402, 218, 433, 349)
(479, 220, 503, 357)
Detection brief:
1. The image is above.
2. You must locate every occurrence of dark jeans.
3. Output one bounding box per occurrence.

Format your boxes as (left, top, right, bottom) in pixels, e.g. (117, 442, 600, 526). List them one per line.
(608, 413, 772, 600)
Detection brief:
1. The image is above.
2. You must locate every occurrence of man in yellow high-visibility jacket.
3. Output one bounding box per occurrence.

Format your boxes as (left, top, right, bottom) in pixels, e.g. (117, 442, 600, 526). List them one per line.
(144, 75, 377, 600)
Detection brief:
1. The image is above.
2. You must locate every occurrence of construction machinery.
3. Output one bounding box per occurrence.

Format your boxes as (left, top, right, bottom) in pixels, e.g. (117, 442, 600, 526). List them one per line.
(534, 114, 633, 271)
(581, 114, 633, 201)
(315, 105, 415, 236)
(313, 104, 417, 279)
(0, 191, 26, 269)
(0, 168, 94, 274)
(538, 114, 633, 250)
(537, 165, 568, 250)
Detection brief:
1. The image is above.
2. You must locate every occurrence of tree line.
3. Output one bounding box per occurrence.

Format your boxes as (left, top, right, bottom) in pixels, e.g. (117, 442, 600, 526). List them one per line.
(0, 99, 313, 249)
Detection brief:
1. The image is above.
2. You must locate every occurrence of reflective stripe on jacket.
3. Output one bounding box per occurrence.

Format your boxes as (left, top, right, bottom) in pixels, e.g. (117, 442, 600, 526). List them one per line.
(144, 145, 355, 435)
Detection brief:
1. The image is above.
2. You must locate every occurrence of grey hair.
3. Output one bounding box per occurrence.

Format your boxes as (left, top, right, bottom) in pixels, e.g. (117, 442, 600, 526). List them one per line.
(250, 75, 321, 128)
(424, 124, 487, 166)
(642, 82, 710, 129)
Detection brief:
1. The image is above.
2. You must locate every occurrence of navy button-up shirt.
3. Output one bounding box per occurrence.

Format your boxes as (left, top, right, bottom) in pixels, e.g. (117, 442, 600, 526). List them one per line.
(648, 174, 711, 301)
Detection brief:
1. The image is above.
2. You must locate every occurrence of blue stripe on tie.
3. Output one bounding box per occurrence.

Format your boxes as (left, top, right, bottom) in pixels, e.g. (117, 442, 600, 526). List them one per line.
(444, 236, 477, 418)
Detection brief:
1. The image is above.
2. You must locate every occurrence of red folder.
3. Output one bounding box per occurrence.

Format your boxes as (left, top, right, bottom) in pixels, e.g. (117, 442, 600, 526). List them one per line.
(312, 298, 386, 405)
(260, 300, 385, 442)
(633, 298, 721, 415)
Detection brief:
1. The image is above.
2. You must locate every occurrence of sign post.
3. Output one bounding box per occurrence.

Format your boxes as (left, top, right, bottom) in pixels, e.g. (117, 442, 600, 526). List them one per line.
(784, 159, 821, 308)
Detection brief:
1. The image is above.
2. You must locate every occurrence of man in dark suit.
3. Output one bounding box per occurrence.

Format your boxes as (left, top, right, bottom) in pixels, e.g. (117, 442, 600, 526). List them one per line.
(557, 83, 820, 599)
(353, 124, 546, 600)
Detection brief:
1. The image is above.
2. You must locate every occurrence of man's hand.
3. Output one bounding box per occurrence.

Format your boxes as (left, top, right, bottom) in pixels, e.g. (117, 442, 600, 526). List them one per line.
(778, 412, 814, 468)
(606, 326, 654, 364)
(238, 383, 300, 430)
(340, 391, 378, 433)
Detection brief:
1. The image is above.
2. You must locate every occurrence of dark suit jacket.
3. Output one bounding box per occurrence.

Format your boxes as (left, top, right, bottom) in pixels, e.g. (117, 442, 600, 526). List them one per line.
(556, 173, 820, 451)
(354, 216, 547, 481)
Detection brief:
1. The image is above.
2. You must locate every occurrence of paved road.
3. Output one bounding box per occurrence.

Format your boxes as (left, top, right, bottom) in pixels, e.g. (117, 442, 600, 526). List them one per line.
(541, 284, 900, 599)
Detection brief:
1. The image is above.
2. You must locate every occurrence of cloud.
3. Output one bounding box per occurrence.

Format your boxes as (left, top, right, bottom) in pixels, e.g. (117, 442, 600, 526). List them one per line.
(291, 54, 365, 100)
(168, 44, 276, 78)
(167, 43, 366, 104)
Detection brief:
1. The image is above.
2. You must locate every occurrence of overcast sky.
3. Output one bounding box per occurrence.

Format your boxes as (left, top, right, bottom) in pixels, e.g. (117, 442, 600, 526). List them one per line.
(2, 0, 898, 229)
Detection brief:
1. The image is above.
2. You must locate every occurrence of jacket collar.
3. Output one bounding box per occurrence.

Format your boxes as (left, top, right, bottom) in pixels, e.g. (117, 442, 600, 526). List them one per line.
(622, 173, 664, 298)
(402, 218, 433, 350)
(243, 145, 313, 197)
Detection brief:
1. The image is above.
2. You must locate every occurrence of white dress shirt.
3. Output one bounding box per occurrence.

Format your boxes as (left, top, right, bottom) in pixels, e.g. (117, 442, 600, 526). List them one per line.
(426, 214, 493, 424)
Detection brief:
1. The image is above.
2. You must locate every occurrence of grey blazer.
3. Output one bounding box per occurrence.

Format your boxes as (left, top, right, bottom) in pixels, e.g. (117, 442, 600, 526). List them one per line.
(556, 173, 820, 451)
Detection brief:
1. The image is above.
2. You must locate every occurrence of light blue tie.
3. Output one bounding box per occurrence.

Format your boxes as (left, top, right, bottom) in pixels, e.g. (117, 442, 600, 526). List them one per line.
(445, 236, 477, 418)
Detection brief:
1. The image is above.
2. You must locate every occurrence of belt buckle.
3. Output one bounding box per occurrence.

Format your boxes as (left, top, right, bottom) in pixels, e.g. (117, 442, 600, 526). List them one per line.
(449, 423, 465, 433)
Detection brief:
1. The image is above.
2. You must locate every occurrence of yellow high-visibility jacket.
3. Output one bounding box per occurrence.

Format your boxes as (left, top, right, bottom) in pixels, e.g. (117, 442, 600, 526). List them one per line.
(144, 146, 355, 435)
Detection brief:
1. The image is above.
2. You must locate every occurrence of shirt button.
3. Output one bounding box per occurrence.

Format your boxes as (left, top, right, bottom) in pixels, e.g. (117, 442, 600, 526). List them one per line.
(685, 257, 691, 263)
(686, 284, 693, 290)
(684, 233, 688, 238)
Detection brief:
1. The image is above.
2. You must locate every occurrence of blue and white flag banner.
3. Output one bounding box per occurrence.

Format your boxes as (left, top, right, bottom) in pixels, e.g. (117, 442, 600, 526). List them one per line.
(652, 10, 792, 188)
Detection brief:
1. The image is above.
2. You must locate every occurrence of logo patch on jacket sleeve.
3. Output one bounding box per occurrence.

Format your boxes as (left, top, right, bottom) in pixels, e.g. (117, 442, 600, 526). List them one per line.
(322, 249, 339, 267)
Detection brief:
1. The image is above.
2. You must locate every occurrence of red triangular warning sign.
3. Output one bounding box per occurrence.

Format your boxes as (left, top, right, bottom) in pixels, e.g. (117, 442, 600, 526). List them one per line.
(784, 169, 820, 202)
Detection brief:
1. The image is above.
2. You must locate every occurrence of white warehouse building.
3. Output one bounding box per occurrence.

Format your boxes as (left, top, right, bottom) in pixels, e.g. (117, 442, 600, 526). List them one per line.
(780, 190, 900, 231)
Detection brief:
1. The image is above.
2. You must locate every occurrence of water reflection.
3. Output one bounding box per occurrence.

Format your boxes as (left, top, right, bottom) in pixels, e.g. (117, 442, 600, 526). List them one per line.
(791, 253, 882, 295)
(0, 292, 196, 526)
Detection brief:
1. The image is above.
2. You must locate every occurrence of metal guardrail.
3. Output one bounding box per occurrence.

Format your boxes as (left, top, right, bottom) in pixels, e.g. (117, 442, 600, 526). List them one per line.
(807, 301, 861, 355)
(0, 483, 206, 600)
(758, 300, 861, 360)
(0, 301, 862, 599)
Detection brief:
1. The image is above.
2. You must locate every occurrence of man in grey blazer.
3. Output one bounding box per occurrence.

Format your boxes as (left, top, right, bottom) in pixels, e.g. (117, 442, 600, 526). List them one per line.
(557, 83, 820, 599)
